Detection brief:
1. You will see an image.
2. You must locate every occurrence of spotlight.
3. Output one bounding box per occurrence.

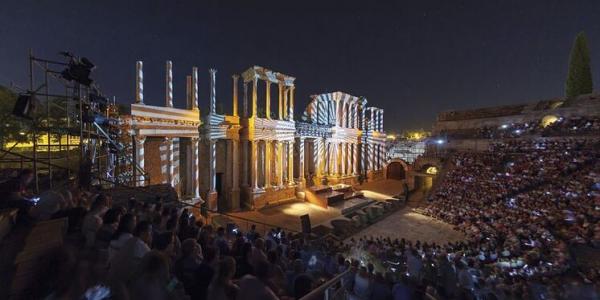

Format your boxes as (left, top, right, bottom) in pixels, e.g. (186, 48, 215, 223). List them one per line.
(500, 124, 509, 129)
(13, 94, 38, 119)
(436, 139, 444, 145)
(61, 55, 95, 86)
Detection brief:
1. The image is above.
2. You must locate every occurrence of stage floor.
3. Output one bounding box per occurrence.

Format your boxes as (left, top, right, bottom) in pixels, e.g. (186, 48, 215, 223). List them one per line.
(228, 179, 407, 232)
(227, 179, 464, 244)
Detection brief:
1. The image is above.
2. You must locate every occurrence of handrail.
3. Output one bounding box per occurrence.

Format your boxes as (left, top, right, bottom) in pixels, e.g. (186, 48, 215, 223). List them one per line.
(299, 269, 349, 300)
(206, 208, 301, 234)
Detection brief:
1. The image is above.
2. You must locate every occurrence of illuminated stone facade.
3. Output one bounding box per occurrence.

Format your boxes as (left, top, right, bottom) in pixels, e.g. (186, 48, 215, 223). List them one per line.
(124, 62, 386, 212)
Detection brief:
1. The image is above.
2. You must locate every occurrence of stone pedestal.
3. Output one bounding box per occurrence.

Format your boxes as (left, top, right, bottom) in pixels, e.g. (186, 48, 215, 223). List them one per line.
(207, 191, 218, 211)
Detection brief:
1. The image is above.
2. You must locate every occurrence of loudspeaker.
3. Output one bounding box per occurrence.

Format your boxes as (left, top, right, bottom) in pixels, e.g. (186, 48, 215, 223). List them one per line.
(300, 214, 311, 234)
(13, 94, 37, 119)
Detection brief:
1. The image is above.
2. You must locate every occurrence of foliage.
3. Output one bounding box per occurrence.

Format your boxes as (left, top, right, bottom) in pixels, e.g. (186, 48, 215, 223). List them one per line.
(0, 85, 31, 147)
(565, 32, 593, 98)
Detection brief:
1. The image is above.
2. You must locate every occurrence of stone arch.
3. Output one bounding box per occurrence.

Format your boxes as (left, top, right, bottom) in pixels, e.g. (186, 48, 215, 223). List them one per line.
(385, 159, 409, 180)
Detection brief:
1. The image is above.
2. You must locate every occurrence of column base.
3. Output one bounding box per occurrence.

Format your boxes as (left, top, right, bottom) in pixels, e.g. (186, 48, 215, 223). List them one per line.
(207, 191, 218, 211)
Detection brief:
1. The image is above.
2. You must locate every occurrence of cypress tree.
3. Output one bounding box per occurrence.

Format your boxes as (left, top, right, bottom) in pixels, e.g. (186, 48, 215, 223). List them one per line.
(565, 32, 593, 98)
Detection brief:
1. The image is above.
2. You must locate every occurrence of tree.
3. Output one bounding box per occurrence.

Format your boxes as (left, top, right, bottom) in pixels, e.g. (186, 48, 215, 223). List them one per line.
(565, 32, 593, 98)
(0, 85, 31, 148)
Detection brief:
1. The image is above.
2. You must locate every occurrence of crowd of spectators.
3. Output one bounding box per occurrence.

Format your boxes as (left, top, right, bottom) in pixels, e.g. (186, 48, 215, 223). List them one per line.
(438, 116, 600, 140)
(406, 138, 600, 298)
(0, 172, 356, 299)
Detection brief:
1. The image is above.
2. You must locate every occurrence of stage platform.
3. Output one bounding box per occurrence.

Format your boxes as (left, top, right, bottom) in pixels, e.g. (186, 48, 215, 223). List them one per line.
(225, 179, 407, 233)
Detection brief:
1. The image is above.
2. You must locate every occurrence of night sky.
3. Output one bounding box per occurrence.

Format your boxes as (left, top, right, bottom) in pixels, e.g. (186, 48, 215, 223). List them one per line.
(1, 0, 599, 132)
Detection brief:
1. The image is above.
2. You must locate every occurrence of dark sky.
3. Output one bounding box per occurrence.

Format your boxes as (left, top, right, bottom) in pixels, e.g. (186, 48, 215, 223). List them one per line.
(1, 0, 599, 132)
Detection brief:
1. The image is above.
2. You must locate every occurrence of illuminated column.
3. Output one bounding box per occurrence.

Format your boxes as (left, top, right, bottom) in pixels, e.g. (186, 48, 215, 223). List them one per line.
(136, 61, 144, 104)
(343, 103, 348, 128)
(283, 87, 288, 120)
(134, 135, 145, 186)
(208, 140, 216, 192)
(226, 140, 233, 197)
(251, 141, 258, 189)
(353, 143, 359, 175)
(191, 138, 200, 198)
(278, 82, 283, 120)
(251, 77, 258, 118)
(242, 140, 248, 187)
(354, 103, 359, 129)
(349, 103, 354, 128)
(315, 139, 323, 177)
(277, 141, 284, 187)
(209, 69, 217, 114)
(370, 108, 375, 131)
(265, 81, 272, 119)
(370, 143, 375, 171)
(324, 141, 330, 176)
(288, 86, 294, 121)
(243, 82, 248, 117)
(231, 139, 240, 210)
(265, 140, 272, 188)
(298, 138, 305, 186)
(332, 143, 338, 176)
(288, 140, 294, 185)
(379, 109, 384, 132)
(161, 137, 171, 184)
(341, 143, 347, 176)
(165, 61, 173, 107)
(232, 74, 239, 116)
(192, 67, 199, 111)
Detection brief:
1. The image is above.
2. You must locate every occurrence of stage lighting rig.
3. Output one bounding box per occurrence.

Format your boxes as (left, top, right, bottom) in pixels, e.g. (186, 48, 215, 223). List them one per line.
(60, 52, 95, 86)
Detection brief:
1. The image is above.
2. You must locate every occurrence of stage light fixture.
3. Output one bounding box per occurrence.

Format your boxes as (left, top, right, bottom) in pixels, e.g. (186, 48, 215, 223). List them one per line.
(61, 56, 95, 86)
(13, 94, 38, 119)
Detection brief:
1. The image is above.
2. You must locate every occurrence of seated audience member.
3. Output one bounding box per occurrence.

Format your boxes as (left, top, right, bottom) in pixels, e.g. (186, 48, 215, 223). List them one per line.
(81, 194, 112, 248)
(108, 221, 152, 287)
(207, 256, 239, 300)
(128, 250, 182, 300)
(191, 245, 219, 300)
(108, 214, 137, 261)
(237, 259, 280, 300)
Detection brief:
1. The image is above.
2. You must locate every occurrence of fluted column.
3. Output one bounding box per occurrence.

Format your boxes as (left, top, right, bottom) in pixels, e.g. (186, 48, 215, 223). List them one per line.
(277, 141, 284, 187)
(370, 108, 375, 131)
(191, 138, 200, 198)
(379, 109, 384, 132)
(209, 69, 217, 114)
(251, 77, 258, 118)
(165, 61, 173, 107)
(298, 138, 305, 186)
(288, 86, 294, 121)
(134, 135, 145, 186)
(353, 143, 359, 175)
(283, 87, 288, 120)
(242, 140, 248, 187)
(341, 143, 347, 176)
(354, 103, 359, 129)
(278, 82, 283, 120)
(265, 140, 272, 188)
(192, 67, 199, 111)
(324, 141, 330, 176)
(136, 61, 144, 104)
(287, 140, 294, 185)
(208, 140, 216, 192)
(161, 137, 172, 184)
(315, 139, 323, 177)
(232, 139, 240, 210)
(232, 74, 239, 116)
(265, 81, 272, 119)
(251, 141, 258, 189)
(243, 82, 248, 117)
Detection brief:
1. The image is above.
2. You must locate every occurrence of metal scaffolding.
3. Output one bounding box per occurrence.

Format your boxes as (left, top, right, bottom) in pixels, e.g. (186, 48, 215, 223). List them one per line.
(0, 50, 145, 193)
